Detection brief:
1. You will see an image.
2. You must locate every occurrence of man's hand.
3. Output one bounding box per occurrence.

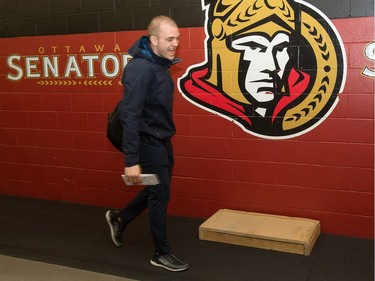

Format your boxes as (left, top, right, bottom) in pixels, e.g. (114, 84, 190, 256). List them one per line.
(124, 165, 142, 184)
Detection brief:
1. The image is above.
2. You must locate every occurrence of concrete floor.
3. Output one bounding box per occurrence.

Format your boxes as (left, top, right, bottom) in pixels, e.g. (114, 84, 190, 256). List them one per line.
(0, 255, 137, 281)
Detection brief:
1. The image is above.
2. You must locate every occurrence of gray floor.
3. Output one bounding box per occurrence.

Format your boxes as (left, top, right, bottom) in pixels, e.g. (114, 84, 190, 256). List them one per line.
(0, 255, 137, 281)
(0, 195, 373, 281)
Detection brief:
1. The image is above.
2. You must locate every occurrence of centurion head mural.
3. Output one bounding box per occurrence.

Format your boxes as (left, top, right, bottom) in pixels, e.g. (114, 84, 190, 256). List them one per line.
(178, 0, 347, 139)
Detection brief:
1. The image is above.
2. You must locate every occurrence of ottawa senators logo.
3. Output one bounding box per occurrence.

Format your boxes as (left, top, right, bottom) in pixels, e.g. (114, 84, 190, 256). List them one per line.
(178, 0, 347, 139)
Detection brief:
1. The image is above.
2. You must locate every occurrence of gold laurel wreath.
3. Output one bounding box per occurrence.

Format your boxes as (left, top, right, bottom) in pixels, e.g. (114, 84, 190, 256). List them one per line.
(282, 11, 339, 131)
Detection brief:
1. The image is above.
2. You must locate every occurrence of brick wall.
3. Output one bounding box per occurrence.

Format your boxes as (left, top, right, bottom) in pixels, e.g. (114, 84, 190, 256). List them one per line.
(0, 0, 373, 38)
(169, 16, 374, 238)
(0, 0, 204, 37)
(0, 1, 374, 239)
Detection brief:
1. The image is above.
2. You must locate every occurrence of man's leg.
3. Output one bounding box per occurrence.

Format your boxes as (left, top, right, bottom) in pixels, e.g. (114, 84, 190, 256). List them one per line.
(147, 162, 171, 254)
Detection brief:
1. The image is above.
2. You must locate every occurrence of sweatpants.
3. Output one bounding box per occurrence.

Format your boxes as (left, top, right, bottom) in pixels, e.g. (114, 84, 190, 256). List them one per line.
(119, 134, 173, 254)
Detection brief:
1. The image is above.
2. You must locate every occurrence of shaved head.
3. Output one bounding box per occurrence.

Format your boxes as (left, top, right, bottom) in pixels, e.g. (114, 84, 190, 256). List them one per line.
(148, 15, 178, 38)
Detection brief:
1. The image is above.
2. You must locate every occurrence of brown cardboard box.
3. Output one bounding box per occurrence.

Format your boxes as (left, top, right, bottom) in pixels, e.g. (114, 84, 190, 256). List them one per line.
(199, 209, 320, 256)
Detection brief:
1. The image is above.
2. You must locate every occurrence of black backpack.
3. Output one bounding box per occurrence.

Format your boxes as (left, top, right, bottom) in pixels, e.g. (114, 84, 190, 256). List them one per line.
(106, 101, 123, 151)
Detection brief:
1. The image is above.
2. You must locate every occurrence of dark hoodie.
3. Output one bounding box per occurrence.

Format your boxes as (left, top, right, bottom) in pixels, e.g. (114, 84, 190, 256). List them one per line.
(119, 36, 180, 166)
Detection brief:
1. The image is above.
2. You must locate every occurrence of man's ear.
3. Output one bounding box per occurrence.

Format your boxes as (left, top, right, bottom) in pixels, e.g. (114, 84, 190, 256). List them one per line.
(149, 35, 158, 46)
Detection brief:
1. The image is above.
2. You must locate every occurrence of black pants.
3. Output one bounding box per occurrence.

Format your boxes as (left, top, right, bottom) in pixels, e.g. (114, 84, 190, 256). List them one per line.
(119, 134, 173, 254)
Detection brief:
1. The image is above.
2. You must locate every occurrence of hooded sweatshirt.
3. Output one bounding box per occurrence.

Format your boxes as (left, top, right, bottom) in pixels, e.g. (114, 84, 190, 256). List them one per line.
(119, 36, 180, 166)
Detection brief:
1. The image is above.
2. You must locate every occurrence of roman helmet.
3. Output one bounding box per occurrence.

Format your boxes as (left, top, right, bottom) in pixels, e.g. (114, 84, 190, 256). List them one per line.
(204, 0, 296, 104)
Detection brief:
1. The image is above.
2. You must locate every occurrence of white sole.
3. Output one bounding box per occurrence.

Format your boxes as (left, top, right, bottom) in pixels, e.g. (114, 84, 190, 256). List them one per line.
(150, 260, 189, 272)
(105, 211, 122, 247)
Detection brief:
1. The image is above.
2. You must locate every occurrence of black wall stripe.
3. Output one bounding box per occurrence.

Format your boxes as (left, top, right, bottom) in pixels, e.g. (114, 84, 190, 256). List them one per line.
(0, 0, 373, 38)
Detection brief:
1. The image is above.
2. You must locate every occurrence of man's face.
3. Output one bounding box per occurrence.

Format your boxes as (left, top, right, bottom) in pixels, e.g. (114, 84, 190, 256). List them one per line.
(232, 33, 290, 103)
(150, 22, 180, 60)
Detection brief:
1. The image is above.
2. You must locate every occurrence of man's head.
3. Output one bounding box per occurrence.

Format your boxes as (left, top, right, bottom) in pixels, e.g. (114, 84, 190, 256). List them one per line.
(148, 16, 180, 60)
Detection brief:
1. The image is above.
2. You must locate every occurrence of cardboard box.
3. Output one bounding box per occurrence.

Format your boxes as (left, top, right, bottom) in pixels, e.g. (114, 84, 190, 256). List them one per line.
(199, 209, 320, 256)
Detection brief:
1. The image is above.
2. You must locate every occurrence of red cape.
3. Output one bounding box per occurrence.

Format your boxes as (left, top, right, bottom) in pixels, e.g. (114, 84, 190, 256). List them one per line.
(182, 67, 310, 126)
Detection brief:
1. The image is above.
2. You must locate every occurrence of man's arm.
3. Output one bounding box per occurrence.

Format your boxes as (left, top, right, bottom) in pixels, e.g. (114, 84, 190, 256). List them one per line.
(120, 59, 152, 183)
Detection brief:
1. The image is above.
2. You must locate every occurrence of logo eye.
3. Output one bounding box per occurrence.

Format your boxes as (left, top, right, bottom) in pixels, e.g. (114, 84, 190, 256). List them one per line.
(232, 40, 267, 53)
(274, 43, 289, 53)
(249, 45, 265, 52)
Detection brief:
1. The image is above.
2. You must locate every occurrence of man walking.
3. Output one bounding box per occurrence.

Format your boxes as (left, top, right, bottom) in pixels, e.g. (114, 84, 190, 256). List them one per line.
(105, 15, 189, 272)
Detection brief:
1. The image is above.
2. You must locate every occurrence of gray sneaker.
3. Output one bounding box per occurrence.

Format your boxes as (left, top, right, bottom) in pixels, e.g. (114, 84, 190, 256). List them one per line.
(105, 210, 125, 247)
(150, 252, 189, 272)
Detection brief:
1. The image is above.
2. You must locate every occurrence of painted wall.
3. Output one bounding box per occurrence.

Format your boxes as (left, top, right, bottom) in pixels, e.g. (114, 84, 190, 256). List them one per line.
(0, 1, 374, 239)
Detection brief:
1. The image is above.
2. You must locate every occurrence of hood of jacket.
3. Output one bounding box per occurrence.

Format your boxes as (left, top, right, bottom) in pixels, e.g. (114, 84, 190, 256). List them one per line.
(128, 36, 181, 67)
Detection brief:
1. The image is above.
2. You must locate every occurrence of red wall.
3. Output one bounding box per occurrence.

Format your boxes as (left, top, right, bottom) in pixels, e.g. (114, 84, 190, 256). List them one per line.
(0, 17, 374, 239)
